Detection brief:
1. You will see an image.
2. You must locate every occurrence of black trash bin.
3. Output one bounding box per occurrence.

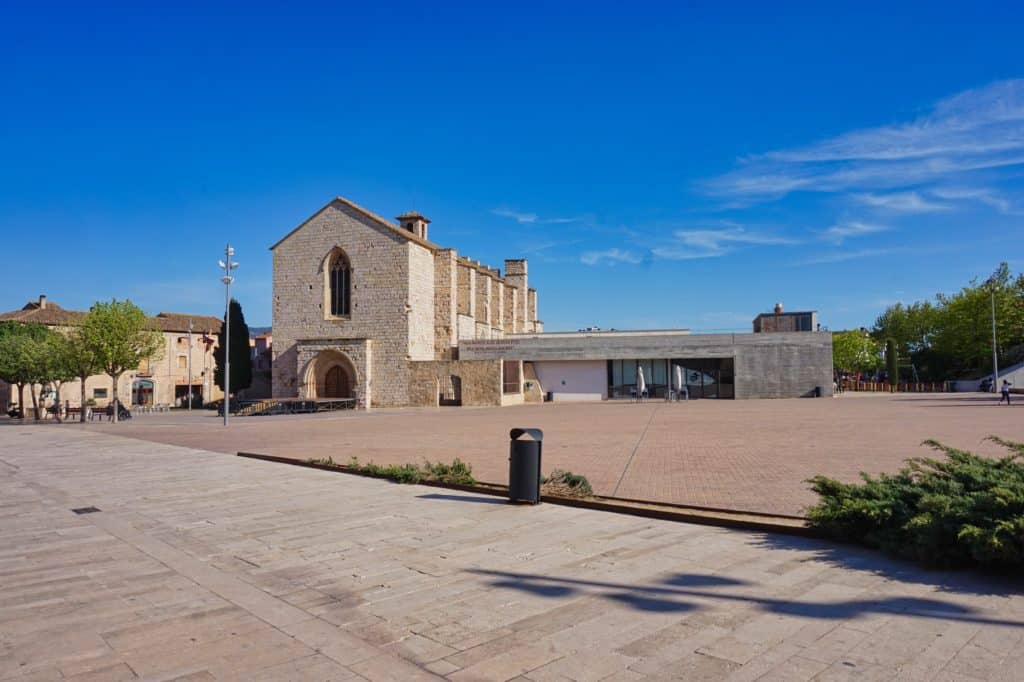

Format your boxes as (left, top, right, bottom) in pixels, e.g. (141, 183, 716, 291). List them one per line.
(814, 386, 822, 398)
(509, 428, 543, 504)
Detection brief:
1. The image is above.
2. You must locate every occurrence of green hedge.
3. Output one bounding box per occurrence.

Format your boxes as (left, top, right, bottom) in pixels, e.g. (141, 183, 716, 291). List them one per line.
(306, 456, 476, 486)
(806, 437, 1024, 568)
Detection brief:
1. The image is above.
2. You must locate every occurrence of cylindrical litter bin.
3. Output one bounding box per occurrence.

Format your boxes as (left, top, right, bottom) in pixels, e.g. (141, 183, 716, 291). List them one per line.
(814, 386, 822, 398)
(509, 428, 543, 504)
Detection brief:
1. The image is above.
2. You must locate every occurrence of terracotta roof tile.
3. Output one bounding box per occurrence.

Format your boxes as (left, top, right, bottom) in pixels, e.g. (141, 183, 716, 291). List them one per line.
(0, 301, 222, 333)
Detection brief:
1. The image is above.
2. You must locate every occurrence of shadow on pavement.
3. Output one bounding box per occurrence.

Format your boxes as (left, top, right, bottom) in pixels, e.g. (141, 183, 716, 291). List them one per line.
(751, 533, 1024, 598)
(469, 565, 1024, 626)
(417, 493, 508, 505)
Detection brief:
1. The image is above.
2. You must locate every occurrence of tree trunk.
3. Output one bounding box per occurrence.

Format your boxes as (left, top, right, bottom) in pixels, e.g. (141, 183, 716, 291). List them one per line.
(54, 382, 63, 423)
(30, 383, 40, 421)
(16, 383, 25, 418)
(110, 372, 119, 423)
(80, 375, 87, 423)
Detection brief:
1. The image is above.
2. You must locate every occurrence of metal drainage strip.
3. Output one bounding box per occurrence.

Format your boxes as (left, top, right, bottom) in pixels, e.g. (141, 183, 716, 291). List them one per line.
(71, 507, 101, 515)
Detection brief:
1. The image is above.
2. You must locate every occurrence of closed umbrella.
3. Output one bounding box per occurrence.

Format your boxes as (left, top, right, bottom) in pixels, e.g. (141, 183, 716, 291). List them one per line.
(637, 366, 646, 401)
(674, 365, 684, 400)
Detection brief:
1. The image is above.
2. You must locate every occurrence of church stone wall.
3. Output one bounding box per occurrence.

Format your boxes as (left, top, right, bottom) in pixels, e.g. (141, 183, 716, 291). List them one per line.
(433, 249, 458, 359)
(272, 198, 539, 408)
(272, 201, 416, 407)
(408, 244, 436, 361)
(408, 360, 503, 407)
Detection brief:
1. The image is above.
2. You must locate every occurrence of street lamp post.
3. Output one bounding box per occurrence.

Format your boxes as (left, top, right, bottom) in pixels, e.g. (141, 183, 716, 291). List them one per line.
(990, 289, 999, 392)
(219, 245, 238, 426)
(187, 319, 193, 410)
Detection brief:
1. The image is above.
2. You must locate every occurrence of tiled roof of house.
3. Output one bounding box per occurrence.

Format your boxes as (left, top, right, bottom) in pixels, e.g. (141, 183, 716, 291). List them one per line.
(0, 300, 222, 333)
(152, 312, 224, 334)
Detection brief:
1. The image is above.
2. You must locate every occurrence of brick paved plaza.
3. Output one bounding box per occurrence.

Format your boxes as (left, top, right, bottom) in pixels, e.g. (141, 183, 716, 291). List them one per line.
(82, 393, 1024, 517)
(2, 426, 1023, 680)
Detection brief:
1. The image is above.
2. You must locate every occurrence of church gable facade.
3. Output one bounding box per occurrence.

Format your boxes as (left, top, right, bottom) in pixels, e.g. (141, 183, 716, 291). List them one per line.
(271, 197, 541, 408)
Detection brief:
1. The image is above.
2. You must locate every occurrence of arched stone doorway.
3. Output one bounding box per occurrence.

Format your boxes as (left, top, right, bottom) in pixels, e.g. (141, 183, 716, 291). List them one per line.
(302, 350, 357, 400)
(324, 365, 349, 398)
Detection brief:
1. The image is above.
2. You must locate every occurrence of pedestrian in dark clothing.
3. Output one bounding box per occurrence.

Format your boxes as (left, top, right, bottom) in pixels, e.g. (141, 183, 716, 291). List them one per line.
(999, 380, 1012, 405)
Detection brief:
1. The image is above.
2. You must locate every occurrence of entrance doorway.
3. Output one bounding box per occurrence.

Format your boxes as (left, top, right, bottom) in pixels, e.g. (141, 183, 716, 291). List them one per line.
(132, 380, 154, 406)
(303, 349, 358, 401)
(439, 375, 462, 406)
(323, 365, 350, 398)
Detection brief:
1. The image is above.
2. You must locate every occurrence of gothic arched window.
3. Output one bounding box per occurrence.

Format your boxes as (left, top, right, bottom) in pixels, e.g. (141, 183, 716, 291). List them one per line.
(328, 251, 351, 317)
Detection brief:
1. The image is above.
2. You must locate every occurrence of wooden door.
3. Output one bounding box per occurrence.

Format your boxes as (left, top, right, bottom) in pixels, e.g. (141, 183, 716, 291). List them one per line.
(324, 365, 350, 398)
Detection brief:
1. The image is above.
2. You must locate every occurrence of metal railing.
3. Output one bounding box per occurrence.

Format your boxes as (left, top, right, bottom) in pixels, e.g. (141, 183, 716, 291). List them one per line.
(229, 398, 357, 416)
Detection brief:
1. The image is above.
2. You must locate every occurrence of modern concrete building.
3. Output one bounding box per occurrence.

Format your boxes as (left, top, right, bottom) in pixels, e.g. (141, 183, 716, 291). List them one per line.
(269, 196, 834, 408)
(460, 328, 834, 401)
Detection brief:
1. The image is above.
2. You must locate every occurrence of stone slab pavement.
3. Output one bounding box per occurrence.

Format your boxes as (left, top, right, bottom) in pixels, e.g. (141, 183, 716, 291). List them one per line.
(1, 426, 1023, 680)
(76, 392, 1024, 517)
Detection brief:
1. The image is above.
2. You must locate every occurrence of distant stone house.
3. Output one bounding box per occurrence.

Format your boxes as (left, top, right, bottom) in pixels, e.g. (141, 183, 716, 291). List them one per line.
(271, 197, 542, 408)
(0, 296, 223, 413)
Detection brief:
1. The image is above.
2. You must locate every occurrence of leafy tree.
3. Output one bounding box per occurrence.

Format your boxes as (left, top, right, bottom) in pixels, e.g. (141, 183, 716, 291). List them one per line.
(61, 330, 103, 423)
(41, 332, 85, 422)
(80, 299, 163, 423)
(872, 263, 1024, 380)
(213, 298, 252, 396)
(0, 322, 50, 419)
(832, 330, 881, 374)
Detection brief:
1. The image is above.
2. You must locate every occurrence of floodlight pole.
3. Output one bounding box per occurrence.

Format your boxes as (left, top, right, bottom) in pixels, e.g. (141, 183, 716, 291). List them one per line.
(991, 289, 999, 392)
(220, 244, 238, 425)
(187, 319, 193, 410)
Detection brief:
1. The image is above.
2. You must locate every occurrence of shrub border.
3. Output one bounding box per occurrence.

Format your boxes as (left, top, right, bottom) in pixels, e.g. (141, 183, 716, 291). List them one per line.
(237, 451, 813, 537)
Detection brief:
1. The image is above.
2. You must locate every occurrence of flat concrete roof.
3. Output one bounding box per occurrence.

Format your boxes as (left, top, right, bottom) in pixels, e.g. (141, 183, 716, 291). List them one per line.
(460, 330, 831, 361)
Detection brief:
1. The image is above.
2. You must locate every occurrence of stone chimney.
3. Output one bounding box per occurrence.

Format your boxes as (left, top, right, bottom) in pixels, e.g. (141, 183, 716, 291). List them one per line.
(38, 294, 47, 310)
(396, 211, 431, 241)
(774, 302, 783, 315)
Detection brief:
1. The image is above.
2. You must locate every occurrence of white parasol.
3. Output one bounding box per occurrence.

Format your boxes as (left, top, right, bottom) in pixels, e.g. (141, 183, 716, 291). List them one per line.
(637, 365, 646, 398)
(674, 365, 684, 393)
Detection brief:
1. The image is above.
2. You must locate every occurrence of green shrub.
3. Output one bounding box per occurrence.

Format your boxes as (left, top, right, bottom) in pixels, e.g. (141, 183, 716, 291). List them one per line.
(307, 456, 474, 486)
(806, 437, 1024, 568)
(543, 469, 594, 497)
(424, 458, 476, 485)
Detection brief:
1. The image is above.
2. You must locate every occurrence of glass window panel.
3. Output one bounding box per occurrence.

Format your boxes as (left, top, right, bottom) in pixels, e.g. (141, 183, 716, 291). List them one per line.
(622, 360, 637, 385)
(655, 360, 668, 386)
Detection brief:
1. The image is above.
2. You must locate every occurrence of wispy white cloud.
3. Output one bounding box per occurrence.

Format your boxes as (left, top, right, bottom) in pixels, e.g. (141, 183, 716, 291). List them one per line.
(492, 208, 538, 224)
(930, 187, 1014, 213)
(853, 192, 949, 213)
(521, 238, 585, 255)
(492, 208, 580, 225)
(821, 221, 890, 244)
(795, 248, 893, 266)
(653, 227, 798, 260)
(705, 79, 1024, 199)
(580, 248, 642, 266)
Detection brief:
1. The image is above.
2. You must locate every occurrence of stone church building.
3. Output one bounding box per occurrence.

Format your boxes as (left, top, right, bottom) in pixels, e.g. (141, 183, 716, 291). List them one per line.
(271, 197, 542, 408)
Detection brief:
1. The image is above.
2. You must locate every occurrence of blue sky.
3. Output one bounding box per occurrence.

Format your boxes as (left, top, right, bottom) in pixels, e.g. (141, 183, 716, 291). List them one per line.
(2, 1, 1022, 331)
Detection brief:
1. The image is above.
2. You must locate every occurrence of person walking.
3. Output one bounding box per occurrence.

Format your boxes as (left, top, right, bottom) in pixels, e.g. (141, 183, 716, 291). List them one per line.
(999, 379, 1012, 405)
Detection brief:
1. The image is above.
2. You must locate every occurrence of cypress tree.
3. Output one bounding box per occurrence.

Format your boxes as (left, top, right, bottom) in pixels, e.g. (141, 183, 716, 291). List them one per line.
(886, 338, 899, 387)
(214, 299, 252, 395)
